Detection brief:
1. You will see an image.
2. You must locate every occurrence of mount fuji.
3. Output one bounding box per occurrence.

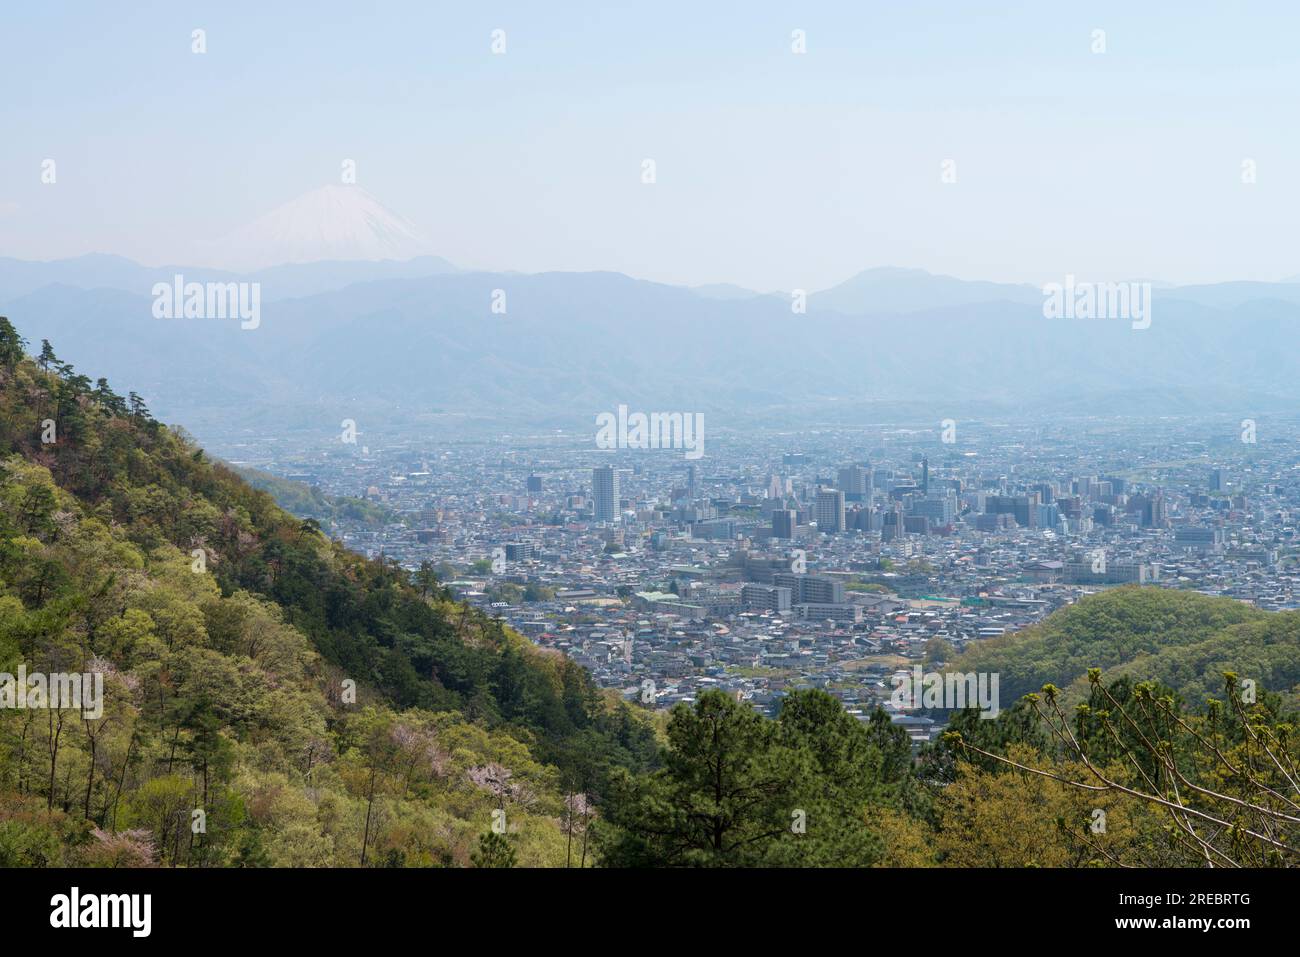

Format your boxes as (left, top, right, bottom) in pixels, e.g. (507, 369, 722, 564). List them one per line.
(198, 185, 441, 271)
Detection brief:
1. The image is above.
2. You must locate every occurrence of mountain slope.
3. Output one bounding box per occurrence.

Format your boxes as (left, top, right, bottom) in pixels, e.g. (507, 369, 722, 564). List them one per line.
(0, 322, 655, 867)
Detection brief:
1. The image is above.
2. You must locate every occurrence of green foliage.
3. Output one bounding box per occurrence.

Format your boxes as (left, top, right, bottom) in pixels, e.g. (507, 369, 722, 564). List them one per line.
(940, 672, 1300, 867)
(0, 337, 656, 867)
(953, 587, 1274, 704)
(470, 830, 516, 868)
(595, 689, 910, 867)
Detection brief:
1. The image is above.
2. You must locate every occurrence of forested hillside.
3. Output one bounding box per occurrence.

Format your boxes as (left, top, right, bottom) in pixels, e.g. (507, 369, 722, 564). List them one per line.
(0, 320, 656, 867)
(950, 587, 1300, 705)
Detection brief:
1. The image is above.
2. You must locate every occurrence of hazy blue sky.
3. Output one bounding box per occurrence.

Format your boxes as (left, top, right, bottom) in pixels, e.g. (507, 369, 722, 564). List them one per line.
(4, 1, 1300, 289)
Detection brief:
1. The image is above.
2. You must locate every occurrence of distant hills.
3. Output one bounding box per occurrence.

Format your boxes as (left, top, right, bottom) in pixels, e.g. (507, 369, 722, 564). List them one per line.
(6, 252, 1300, 439)
(811, 266, 1041, 314)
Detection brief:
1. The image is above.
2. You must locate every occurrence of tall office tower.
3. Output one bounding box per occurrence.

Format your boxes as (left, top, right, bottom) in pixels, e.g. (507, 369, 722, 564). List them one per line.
(1102, 475, 1128, 495)
(815, 487, 846, 534)
(687, 464, 698, 496)
(1021, 492, 1042, 528)
(526, 474, 543, 493)
(772, 509, 797, 539)
(1127, 493, 1155, 527)
(767, 473, 783, 499)
(921, 456, 929, 495)
(593, 466, 620, 523)
(837, 464, 871, 497)
(880, 504, 904, 541)
(1036, 502, 1062, 530)
(1210, 468, 1227, 493)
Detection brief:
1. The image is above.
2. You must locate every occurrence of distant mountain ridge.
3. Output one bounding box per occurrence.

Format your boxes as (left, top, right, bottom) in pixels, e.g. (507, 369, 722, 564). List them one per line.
(6, 257, 1300, 438)
(811, 266, 1042, 314)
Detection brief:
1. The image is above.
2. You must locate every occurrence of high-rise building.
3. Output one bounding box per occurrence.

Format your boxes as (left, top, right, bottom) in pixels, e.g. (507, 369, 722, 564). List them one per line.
(772, 509, 797, 539)
(1129, 492, 1168, 528)
(592, 466, 619, 523)
(815, 487, 846, 534)
(526, 474, 543, 493)
(837, 464, 871, 497)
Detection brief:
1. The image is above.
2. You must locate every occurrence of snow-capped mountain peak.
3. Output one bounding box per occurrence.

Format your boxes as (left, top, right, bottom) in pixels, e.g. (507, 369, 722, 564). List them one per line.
(200, 185, 438, 270)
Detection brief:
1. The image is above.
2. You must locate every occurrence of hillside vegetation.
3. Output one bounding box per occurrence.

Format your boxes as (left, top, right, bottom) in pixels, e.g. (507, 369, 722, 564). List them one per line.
(0, 321, 656, 867)
(951, 586, 1298, 705)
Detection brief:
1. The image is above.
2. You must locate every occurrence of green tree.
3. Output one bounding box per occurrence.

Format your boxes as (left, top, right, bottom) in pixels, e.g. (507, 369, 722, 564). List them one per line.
(597, 690, 803, 866)
(0, 317, 25, 370)
(470, 830, 517, 868)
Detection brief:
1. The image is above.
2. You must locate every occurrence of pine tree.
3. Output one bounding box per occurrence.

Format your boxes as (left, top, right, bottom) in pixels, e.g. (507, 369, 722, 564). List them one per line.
(0, 317, 25, 369)
(93, 378, 127, 415)
(469, 831, 516, 868)
(127, 391, 152, 421)
(37, 339, 61, 374)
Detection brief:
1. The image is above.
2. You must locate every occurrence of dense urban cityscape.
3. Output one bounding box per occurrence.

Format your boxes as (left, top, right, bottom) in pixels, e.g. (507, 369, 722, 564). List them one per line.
(212, 412, 1300, 746)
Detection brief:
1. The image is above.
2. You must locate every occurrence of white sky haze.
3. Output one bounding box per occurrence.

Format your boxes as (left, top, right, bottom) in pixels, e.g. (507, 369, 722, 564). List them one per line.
(4, 1, 1300, 290)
